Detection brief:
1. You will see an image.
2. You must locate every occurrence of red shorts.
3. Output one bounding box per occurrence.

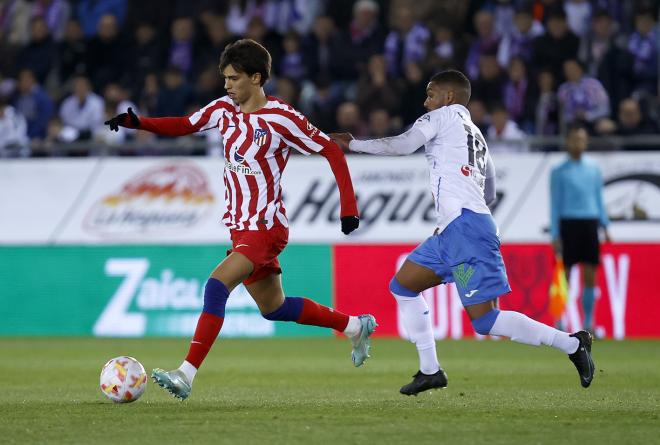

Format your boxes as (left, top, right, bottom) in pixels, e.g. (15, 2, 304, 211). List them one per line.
(227, 225, 289, 285)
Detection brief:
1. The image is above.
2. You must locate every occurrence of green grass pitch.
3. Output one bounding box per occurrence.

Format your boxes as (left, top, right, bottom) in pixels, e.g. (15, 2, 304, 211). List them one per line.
(0, 338, 658, 444)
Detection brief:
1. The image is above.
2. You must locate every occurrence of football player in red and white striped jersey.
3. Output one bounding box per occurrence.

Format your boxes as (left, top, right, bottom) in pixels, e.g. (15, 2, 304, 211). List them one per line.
(106, 39, 377, 400)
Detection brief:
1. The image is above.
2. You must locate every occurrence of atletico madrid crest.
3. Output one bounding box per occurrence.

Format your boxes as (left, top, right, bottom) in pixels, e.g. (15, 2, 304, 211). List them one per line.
(254, 128, 269, 146)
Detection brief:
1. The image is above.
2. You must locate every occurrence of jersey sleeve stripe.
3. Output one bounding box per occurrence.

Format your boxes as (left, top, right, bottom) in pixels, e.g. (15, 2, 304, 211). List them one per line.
(268, 107, 329, 141)
(269, 110, 328, 151)
(258, 103, 327, 152)
(269, 121, 315, 155)
(189, 97, 233, 130)
(203, 108, 225, 132)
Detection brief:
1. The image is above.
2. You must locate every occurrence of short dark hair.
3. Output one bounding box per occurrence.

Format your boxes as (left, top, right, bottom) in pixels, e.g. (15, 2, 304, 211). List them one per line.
(429, 69, 472, 104)
(219, 39, 271, 86)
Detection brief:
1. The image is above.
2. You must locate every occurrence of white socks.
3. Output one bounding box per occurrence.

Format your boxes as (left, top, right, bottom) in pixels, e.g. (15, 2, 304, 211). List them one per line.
(178, 360, 198, 384)
(393, 293, 440, 374)
(489, 310, 579, 354)
(344, 316, 362, 338)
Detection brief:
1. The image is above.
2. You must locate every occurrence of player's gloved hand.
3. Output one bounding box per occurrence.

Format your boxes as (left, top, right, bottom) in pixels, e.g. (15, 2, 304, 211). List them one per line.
(341, 216, 359, 235)
(105, 107, 140, 131)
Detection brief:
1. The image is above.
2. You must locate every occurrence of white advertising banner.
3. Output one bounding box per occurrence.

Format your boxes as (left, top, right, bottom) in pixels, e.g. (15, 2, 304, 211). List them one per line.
(500, 152, 660, 242)
(1, 152, 660, 244)
(0, 159, 99, 244)
(595, 153, 660, 241)
(56, 158, 230, 244)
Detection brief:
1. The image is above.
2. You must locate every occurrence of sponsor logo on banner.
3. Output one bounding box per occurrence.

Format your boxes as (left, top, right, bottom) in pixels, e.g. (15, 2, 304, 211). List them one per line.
(282, 157, 510, 242)
(0, 245, 332, 336)
(83, 163, 215, 236)
(528, 153, 660, 242)
(603, 167, 660, 223)
(93, 258, 273, 337)
(287, 173, 436, 233)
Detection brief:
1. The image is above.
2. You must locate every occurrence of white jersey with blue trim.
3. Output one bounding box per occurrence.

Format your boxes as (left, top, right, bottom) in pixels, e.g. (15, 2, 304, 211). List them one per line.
(412, 104, 492, 233)
(349, 103, 496, 234)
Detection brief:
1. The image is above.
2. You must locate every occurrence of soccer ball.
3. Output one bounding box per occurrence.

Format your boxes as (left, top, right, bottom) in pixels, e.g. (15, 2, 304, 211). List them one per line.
(99, 356, 147, 403)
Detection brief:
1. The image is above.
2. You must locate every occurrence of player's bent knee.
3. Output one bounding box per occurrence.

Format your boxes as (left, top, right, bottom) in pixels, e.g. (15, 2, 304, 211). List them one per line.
(203, 278, 230, 317)
(389, 277, 418, 297)
(262, 297, 304, 321)
(471, 309, 501, 335)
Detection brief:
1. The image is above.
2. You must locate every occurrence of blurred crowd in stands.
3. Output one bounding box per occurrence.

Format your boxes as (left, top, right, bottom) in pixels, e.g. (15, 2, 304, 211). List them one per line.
(0, 0, 658, 156)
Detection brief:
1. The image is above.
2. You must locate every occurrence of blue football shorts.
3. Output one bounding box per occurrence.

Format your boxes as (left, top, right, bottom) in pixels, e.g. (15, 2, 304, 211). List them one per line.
(407, 209, 511, 306)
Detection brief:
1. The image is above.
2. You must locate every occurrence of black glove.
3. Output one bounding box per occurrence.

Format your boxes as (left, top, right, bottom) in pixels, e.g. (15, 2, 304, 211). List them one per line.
(340, 216, 360, 235)
(105, 107, 140, 131)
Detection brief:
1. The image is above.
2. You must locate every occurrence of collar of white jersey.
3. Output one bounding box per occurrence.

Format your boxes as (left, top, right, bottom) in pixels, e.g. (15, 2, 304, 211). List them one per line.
(447, 104, 470, 115)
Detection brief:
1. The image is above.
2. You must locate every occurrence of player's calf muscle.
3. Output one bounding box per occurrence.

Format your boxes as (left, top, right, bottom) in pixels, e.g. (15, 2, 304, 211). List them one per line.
(246, 275, 286, 313)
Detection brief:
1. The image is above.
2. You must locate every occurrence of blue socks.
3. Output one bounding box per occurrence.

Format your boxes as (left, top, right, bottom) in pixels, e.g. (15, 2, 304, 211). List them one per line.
(389, 277, 419, 297)
(582, 287, 595, 330)
(203, 278, 230, 317)
(471, 309, 500, 335)
(263, 297, 304, 321)
(202, 282, 307, 323)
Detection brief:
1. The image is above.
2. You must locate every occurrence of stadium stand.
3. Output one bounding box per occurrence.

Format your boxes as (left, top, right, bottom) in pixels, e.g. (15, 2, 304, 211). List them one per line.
(0, 0, 658, 157)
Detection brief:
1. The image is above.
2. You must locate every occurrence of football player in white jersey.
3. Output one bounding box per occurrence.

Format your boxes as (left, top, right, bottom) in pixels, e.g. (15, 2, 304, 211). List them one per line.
(331, 70, 595, 395)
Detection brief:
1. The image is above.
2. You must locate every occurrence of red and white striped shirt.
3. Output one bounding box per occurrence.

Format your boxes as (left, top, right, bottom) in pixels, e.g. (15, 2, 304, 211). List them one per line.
(131, 95, 358, 232)
(186, 95, 355, 230)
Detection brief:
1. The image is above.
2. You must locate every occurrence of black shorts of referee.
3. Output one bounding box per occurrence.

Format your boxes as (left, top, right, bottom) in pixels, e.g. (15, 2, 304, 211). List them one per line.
(559, 219, 600, 270)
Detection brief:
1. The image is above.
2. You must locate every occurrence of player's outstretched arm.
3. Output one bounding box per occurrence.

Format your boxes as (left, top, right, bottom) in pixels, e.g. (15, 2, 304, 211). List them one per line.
(105, 107, 198, 137)
(271, 104, 360, 235)
(318, 141, 360, 235)
(331, 127, 426, 156)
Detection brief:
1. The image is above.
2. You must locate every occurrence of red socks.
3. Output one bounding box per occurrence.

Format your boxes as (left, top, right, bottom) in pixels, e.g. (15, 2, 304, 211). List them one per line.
(297, 298, 349, 332)
(184, 298, 348, 369)
(185, 312, 224, 369)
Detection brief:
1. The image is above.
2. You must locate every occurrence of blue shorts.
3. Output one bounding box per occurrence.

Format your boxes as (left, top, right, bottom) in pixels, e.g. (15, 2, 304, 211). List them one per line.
(407, 209, 511, 306)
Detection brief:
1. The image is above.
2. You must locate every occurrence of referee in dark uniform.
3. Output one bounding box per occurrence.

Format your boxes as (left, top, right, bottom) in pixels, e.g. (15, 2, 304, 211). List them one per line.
(550, 123, 611, 335)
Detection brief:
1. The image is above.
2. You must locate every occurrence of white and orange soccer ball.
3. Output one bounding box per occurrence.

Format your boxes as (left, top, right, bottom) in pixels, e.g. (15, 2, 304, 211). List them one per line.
(100, 356, 147, 403)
